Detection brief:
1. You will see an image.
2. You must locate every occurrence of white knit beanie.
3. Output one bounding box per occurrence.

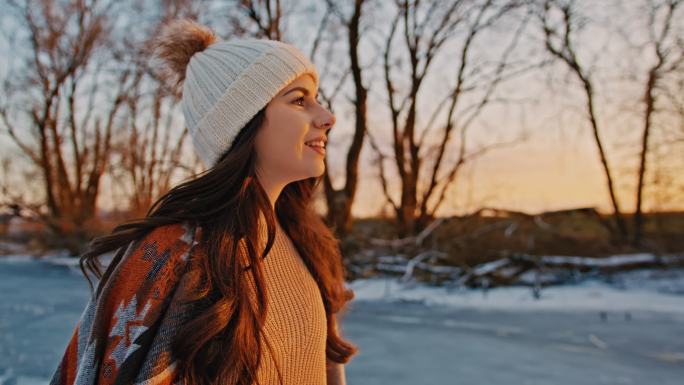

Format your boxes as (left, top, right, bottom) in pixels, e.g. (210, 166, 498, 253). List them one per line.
(153, 19, 319, 168)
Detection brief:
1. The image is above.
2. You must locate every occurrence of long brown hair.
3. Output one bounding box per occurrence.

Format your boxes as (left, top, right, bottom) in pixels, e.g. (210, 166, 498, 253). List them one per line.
(79, 105, 358, 384)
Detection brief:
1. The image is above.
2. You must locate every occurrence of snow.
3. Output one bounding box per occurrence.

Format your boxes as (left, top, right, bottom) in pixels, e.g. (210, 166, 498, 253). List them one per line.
(472, 257, 510, 274)
(1, 252, 684, 385)
(3, 251, 684, 316)
(0, 251, 115, 272)
(349, 268, 684, 315)
(541, 253, 659, 266)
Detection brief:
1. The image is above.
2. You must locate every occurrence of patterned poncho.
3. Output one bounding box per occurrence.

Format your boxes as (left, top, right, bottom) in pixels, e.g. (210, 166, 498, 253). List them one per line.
(50, 222, 205, 384)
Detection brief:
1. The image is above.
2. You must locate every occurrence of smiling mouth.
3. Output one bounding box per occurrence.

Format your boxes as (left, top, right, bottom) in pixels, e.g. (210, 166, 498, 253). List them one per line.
(305, 140, 326, 156)
(306, 144, 326, 156)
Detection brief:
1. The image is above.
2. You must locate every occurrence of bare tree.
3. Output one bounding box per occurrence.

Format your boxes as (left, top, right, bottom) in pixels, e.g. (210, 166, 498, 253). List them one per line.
(112, 71, 190, 217)
(376, 0, 525, 236)
(0, 0, 127, 239)
(0, 0, 207, 245)
(231, 0, 284, 40)
(319, 0, 370, 236)
(105, 1, 202, 217)
(633, 0, 683, 244)
(536, 0, 684, 244)
(536, 0, 628, 241)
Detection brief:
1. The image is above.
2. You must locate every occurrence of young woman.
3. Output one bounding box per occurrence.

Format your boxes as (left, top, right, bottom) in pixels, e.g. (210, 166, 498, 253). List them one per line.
(50, 19, 358, 385)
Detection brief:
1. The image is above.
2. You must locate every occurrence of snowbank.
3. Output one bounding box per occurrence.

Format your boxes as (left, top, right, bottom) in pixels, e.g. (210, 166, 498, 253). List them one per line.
(348, 269, 684, 315)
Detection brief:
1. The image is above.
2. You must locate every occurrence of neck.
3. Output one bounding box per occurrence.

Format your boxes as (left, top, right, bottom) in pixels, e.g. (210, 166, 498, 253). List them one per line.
(255, 168, 287, 210)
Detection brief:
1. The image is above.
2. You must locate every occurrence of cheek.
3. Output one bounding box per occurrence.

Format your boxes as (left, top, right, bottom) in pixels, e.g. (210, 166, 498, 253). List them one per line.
(280, 134, 304, 159)
(257, 121, 306, 163)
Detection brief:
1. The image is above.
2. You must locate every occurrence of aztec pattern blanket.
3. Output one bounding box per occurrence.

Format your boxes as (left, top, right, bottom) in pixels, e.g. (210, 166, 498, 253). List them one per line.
(50, 222, 203, 385)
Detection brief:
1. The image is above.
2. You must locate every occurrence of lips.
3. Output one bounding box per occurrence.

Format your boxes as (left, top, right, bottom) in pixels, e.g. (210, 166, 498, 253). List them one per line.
(305, 138, 326, 156)
(306, 143, 326, 156)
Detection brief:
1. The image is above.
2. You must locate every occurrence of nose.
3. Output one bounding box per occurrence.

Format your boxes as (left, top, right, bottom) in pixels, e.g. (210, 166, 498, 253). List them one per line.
(315, 106, 335, 131)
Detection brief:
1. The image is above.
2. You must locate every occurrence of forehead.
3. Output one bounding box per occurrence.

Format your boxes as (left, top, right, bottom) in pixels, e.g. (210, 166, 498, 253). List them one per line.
(279, 73, 317, 96)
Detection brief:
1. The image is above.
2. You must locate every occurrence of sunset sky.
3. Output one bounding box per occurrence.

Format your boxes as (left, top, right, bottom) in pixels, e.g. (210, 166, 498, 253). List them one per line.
(0, 1, 681, 218)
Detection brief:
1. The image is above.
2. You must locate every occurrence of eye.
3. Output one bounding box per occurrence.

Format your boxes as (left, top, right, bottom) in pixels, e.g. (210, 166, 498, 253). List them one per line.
(294, 96, 305, 107)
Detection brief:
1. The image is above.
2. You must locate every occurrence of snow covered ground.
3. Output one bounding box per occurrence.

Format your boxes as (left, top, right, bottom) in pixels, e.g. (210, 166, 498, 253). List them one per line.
(1, 253, 683, 384)
(348, 269, 684, 314)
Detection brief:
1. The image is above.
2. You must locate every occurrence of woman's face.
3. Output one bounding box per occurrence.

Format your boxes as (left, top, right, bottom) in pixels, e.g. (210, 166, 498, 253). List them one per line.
(255, 73, 335, 184)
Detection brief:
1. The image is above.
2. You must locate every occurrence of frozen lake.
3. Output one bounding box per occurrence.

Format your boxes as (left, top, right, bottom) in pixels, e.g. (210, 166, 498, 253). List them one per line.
(1, 256, 683, 384)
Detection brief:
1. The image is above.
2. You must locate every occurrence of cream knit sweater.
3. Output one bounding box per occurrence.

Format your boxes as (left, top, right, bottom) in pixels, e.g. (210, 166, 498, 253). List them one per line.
(240, 216, 347, 385)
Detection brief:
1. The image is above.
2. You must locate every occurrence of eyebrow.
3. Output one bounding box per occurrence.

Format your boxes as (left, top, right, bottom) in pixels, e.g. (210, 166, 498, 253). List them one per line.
(283, 86, 318, 98)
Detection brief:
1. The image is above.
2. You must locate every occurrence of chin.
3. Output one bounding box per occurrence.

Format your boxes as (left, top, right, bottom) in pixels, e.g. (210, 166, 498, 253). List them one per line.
(308, 169, 325, 179)
(305, 164, 326, 179)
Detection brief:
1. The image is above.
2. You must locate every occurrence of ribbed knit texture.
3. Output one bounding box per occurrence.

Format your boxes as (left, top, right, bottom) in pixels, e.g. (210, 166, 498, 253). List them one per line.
(181, 38, 320, 168)
(241, 216, 328, 385)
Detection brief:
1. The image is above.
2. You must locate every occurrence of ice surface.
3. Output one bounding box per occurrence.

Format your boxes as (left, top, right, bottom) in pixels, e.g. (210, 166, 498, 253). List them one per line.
(1, 252, 683, 385)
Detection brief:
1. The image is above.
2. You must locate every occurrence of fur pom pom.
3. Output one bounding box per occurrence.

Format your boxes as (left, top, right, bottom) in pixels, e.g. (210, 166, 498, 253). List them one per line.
(151, 18, 217, 92)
